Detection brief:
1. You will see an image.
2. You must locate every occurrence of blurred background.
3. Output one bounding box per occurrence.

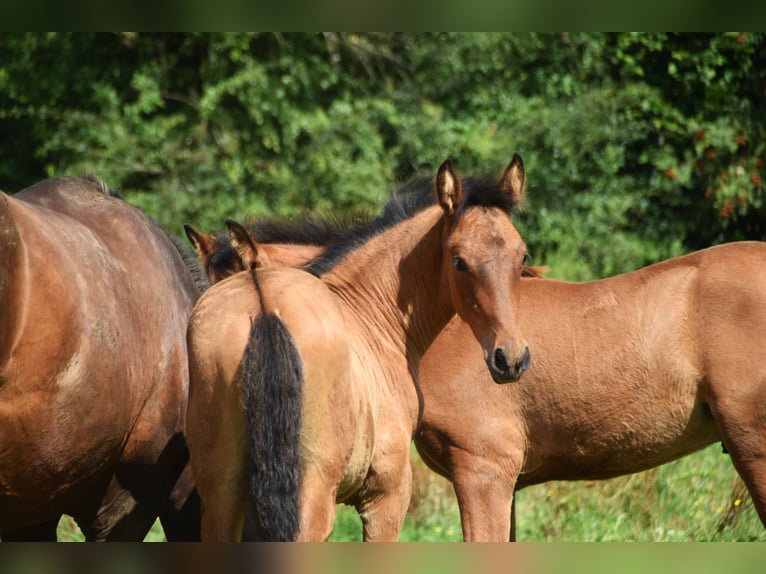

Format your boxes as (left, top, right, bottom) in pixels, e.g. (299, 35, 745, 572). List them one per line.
(2, 33, 764, 281)
(2, 33, 765, 541)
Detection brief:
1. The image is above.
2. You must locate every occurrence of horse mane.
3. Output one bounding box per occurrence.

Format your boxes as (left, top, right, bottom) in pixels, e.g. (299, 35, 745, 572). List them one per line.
(168, 233, 212, 293)
(459, 175, 521, 215)
(81, 172, 123, 199)
(305, 170, 523, 278)
(246, 211, 371, 246)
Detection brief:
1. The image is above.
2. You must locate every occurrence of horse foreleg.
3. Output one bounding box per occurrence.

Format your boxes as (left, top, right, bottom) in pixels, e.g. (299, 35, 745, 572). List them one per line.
(450, 450, 516, 542)
(510, 494, 517, 541)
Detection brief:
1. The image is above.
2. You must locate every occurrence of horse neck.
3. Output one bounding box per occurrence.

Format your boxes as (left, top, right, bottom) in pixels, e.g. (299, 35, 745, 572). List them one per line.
(0, 193, 23, 365)
(322, 206, 453, 360)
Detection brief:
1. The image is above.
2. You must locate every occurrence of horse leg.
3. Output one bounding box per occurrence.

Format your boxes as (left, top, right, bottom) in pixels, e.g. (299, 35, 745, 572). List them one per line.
(449, 448, 517, 541)
(510, 494, 517, 541)
(708, 387, 766, 526)
(159, 464, 201, 541)
(1, 518, 60, 541)
(295, 472, 338, 541)
(356, 446, 413, 542)
(191, 425, 248, 541)
(197, 464, 248, 541)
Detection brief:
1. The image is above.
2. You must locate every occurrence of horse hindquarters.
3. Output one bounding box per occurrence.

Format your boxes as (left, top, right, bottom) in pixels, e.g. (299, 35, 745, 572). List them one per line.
(241, 312, 303, 541)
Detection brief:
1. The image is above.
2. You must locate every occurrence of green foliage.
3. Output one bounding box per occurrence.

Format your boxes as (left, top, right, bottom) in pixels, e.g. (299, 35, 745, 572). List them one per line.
(1, 33, 764, 277)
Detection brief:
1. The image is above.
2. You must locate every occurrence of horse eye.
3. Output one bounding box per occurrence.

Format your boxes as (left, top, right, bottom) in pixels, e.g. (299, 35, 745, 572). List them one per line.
(452, 257, 468, 272)
(522, 252, 531, 266)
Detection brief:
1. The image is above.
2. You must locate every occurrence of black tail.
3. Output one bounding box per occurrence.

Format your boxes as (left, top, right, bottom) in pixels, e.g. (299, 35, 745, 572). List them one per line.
(241, 307, 303, 541)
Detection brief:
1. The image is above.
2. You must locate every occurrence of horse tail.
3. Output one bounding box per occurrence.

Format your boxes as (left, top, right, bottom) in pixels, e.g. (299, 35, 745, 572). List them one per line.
(240, 264, 303, 541)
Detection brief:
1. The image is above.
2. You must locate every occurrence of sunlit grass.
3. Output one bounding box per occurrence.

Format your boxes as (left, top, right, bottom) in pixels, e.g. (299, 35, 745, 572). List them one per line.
(56, 443, 765, 542)
(56, 517, 166, 542)
(515, 443, 765, 542)
(330, 443, 765, 542)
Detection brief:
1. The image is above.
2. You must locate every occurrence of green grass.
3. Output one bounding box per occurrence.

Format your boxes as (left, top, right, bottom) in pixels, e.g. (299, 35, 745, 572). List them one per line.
(514, 444, 765, 542)
(56, 443, 765, 542)
(329, 444, 766, 542)
(56, 516, 167, 542)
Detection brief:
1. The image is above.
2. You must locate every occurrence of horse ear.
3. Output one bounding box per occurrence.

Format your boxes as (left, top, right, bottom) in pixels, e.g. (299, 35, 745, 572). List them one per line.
(226, 219, 269, 270)
(499, 153, 526, 206)
(436, 158, 462, 216)
(184, 224, 214, 258)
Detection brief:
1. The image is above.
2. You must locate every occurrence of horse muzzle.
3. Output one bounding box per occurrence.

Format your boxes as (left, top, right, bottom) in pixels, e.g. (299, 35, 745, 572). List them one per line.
(488, 345, 531, 384)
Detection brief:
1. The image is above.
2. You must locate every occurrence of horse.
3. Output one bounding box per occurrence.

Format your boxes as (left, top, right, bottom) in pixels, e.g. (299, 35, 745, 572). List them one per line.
(183, 210, 370, 283)
(0, 175, 202, 541)
(185, 155, 532, 541)
(413, 240, 766, 540)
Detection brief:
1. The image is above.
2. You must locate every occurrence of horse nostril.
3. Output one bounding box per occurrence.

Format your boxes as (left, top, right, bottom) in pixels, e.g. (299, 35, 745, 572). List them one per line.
(494, 347, 510, 374)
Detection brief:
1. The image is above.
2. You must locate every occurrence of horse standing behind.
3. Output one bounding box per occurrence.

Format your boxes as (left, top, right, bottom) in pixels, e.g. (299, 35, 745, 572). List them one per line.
(414, 241, 766, 540)
(0, 176, 201, 541)
(185, 156, 532, 541)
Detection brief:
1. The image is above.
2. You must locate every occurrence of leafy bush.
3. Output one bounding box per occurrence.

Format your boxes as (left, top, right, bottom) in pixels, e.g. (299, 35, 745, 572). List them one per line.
(1, 33, 763, 276)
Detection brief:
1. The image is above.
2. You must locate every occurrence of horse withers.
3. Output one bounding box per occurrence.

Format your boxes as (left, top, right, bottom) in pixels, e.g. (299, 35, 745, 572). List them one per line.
(0, 176, 201, 541)
(185, 156, 532, 541)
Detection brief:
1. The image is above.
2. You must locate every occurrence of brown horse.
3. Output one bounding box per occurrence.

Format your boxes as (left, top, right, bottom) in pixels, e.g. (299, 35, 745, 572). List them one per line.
(183, 211, 369, 283)
(414, 241, 766, 540)
(0, 175, 202, 541)
(185, 156, 531, 541)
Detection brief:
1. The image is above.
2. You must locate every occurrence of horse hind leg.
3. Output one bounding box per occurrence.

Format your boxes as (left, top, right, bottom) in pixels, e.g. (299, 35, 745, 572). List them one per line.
(159, 464, 202, 541)
(76, 490, 159, 541)
(294, 473, 337, 541)
(243, 470, 336, 541)
(709, 394, 766, 528)
(355, 450, 413, 542)
(704, 351, 766, 529)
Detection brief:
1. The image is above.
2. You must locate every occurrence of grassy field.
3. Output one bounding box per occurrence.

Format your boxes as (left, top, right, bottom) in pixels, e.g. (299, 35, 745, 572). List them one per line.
(330, 443, 765, 542)
(55, 443, 765, 542)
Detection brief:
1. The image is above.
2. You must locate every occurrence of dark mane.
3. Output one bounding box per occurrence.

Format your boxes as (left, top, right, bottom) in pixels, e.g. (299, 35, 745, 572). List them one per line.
(305, 176, 435, 277)
(459, 176, 520, 215)
(246, 211, 370, 246)
(81, 172, 123, 198)
(168, 233, 211, 292)
(306, 170, 521, 278)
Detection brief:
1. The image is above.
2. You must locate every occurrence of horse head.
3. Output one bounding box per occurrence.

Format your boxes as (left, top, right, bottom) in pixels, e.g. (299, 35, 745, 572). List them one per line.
(435, 155, 531, 383)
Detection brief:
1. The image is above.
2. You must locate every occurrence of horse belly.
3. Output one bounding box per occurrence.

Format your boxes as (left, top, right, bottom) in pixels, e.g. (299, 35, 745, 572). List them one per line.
(519, 375, 720, 485)
(0, 380, 128, 527)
